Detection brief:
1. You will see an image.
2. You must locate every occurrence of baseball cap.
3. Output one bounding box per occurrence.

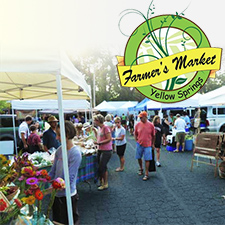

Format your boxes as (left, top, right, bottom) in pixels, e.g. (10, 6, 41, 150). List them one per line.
(138, 111, 148, 118)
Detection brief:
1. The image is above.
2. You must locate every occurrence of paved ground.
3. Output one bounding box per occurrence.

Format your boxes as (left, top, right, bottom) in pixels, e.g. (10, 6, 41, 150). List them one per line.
(77, 134, 225, 225)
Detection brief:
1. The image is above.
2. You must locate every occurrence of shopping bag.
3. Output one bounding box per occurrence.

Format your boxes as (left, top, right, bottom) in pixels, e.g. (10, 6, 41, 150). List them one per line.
(148, 149, 156, 172)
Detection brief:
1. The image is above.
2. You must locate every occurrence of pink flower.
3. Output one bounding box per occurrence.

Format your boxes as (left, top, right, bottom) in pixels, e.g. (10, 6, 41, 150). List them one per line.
(18, 176, 25, 181)
(26, 177, 38, 185)
(35, 171, 41, 176)
(52, 177, 66, 189)
(38, 178, 47, 182)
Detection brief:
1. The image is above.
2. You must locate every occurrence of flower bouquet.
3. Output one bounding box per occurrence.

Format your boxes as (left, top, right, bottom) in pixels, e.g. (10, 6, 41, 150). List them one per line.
(0, 154, 65, 225)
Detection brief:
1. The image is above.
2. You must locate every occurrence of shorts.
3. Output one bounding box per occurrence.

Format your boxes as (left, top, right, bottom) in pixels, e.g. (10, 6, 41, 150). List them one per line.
(97, 150, 112, 178)
(175, 132, 186, 144)
(155, 143, 161, 148)
(129, 121, 134, 129)
(121, 120, 126, 125)
(116, 144, 126, 157)
(136, 142, 152, 161)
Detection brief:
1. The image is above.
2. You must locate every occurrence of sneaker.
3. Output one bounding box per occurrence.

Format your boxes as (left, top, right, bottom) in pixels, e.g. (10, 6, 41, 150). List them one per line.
(98, 185, 105, 191)
(98, 183, 108, 191)
(156, 161, 161, 167)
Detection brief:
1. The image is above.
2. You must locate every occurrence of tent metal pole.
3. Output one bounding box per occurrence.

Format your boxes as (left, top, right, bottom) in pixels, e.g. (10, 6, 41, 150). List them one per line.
(12, 108, 18, 155)
(85, 109, 87, 123)
(90, 97, 93, 127)
(93, 73, 96, 108)
(56, 73, 74, 225)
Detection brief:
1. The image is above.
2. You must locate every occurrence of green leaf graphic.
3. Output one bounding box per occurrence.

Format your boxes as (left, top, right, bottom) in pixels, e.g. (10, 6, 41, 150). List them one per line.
(175, 78, 187, 85)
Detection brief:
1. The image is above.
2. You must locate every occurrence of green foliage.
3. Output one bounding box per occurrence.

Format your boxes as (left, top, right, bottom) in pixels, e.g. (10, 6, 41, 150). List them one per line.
(72, 49, 144, 105)
(199, 72, 225, 94)
(0, 101, 10, 113)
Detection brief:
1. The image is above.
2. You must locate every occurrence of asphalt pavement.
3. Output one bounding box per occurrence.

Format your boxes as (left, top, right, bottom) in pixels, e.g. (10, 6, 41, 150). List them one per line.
(77, 134, 225, 225)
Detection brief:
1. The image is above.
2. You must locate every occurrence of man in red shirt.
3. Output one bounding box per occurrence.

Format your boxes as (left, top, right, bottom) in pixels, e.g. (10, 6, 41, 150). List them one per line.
(134, 111, 155, 181)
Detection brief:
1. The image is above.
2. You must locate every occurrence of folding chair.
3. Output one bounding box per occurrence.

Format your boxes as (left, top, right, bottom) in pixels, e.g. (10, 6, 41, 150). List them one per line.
(190, 133, 222, 177)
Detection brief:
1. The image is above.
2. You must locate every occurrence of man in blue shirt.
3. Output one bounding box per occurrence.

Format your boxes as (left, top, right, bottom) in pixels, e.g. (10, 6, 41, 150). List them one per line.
(182, 111, 191, 129)
(43, 115, 60, 152)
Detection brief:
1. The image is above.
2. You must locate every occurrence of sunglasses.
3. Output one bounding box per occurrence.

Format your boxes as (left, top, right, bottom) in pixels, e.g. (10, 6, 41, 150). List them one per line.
(115, 122, 120, 124)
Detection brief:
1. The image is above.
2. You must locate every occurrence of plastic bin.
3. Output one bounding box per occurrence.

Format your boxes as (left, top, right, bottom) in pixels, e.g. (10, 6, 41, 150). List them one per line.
(185, 139, 193, 151)
(166, 145, 182, 152)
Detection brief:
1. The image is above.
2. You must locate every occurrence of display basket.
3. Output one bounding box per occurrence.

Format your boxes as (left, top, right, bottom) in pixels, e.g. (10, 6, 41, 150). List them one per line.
(6, 186, 19, 201)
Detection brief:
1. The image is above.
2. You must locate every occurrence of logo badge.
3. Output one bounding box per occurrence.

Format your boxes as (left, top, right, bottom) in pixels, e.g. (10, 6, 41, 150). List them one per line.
(117, 6, 222, 103)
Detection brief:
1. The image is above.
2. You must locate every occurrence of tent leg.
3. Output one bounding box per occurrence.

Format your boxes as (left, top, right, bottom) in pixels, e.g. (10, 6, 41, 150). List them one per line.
(56, 73, 74, 225)
(90, 97, 93, 126)
(85, 109, 87, 123)
(12, 108, 18, 155)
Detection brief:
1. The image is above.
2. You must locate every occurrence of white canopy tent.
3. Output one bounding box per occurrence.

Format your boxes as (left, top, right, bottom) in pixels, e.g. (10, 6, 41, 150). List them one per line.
(11, 99, 90, 110)
(95, 101, 138, 116)
(118, 101, 138, 110)
(199, 86, 225, 106)
(147, 94, 201, 110)
(0, 47, 91, 225)
(94, 100, 116, 111)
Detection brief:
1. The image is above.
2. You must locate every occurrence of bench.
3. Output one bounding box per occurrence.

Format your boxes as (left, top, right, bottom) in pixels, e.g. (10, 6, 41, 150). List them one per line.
(190, 133, 222, 177)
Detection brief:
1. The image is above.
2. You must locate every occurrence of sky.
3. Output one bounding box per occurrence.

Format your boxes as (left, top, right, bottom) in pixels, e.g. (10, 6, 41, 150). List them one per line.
(0, 0, 224, 57)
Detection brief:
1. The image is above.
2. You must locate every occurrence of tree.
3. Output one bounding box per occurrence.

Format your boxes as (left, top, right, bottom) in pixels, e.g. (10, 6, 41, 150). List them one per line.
(0, 101, 10, 114)
(72, 48, 144, 105)
(199, 72, 225, 94)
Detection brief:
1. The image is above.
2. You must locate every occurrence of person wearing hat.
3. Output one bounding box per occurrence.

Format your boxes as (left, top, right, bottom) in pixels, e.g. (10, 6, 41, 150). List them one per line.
(75, 123, 84, 138)
(173, 114, 186, 152)
(134, 111, 155, 181)
(43, 115, 60, 153)
(83, 122, 97, 141)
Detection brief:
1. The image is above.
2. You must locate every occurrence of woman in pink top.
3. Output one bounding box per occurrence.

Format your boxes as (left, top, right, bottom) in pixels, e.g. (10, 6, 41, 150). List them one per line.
(94, 114, 112, 191)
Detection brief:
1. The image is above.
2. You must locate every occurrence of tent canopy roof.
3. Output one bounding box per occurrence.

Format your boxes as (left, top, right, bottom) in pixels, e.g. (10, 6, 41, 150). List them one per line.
(119, 101, 138, 109)
(95, 101, 116, 111)
(0, 47, 91, 100)
(147, 94, 201, 110)
(95, 101, 138, 112)
(199, 86, 225, 106)
(11, 99, 90, 110)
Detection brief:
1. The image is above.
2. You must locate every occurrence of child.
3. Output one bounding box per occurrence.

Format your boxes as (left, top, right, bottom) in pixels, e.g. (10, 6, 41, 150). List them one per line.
(27, 125, 42, 153)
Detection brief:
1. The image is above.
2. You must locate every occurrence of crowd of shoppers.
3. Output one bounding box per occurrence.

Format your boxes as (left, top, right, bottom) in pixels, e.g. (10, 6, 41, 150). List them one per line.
(16, 108, 195, 224)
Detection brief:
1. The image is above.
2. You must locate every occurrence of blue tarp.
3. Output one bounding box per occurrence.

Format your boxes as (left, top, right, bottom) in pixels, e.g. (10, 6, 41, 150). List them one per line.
(128, 98, 150, 111)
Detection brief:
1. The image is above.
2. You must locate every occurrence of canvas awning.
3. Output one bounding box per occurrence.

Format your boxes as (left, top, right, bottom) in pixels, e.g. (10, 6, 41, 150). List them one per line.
(0, 47, 91, 100)
(11, 99, 90, 110)
(199, 86, 225, 106)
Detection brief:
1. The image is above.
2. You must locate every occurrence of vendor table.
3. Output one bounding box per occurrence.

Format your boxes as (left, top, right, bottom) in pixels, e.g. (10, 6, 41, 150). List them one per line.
(38, 154, 97, 184)
(77, 154, 97, 184)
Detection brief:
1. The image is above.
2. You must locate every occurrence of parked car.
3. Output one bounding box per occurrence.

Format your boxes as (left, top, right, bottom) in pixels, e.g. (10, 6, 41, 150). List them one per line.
(204, 106, 225, 132)
(0, 114, 20, 147)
